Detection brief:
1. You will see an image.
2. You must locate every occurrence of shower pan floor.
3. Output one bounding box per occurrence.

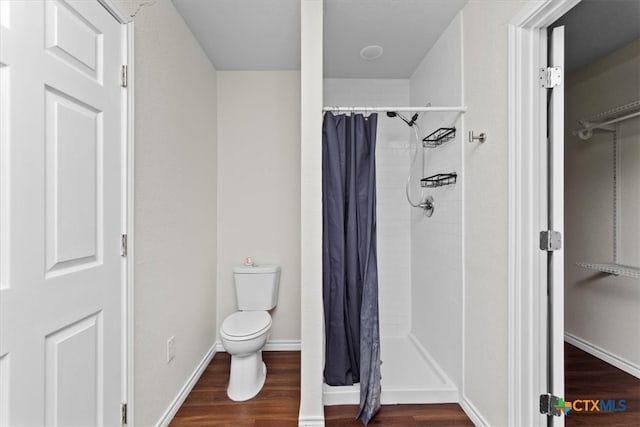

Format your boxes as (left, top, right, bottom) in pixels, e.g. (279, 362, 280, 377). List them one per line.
(323, 335, 458, 405)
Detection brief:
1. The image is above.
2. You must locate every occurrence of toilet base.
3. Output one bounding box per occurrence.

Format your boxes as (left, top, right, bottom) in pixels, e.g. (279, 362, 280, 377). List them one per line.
(227, 350, 267, 401)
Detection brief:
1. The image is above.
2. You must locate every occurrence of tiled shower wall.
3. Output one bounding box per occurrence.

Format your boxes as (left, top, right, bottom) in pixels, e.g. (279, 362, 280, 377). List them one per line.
(409, 13, 463, 388)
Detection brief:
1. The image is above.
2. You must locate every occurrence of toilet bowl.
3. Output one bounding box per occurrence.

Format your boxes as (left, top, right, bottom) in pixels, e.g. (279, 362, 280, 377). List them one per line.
(221, 264, 280, 401)
(220, 311, 272, 401)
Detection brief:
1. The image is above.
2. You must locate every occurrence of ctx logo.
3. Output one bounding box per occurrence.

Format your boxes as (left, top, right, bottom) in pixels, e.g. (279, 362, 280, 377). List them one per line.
(555, 398, 627, 415)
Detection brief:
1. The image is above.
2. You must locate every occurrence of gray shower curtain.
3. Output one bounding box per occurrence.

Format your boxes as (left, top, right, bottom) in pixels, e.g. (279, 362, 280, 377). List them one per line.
(322, 112, 381, 424)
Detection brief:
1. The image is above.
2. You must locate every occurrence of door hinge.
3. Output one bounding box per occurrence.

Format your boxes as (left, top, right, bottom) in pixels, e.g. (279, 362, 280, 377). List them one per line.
(121, 403, 128, 426)
(121, 65, 128, 88)
(540, 230, 562, 251)
(121, 234, 128, 257)
(540, 66, 562, 88)
(540, 393, 563, 417)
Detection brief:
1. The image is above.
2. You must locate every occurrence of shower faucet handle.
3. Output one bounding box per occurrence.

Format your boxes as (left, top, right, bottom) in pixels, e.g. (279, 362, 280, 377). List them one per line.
(420, 196, 434, 218)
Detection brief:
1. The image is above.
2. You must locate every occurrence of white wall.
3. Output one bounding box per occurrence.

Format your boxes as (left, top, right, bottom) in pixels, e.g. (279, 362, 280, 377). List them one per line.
(299, 1, 325, 424)
(323, 79, 412, 338)
(114, 1, 218, 426)
(216, 71, 301, 343)
(565, 39, 640, 372)
(408, 13, 463, 389)
(461, 1, 532, 425)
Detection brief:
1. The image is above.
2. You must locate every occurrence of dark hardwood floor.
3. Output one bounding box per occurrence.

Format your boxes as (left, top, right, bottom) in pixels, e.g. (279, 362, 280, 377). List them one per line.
(565, 342, 640, 427)
(168, 345, 640, 426)
(324, 404, 473, 426)
(170, 351, 473, 426)
(170, 352, 301, 426)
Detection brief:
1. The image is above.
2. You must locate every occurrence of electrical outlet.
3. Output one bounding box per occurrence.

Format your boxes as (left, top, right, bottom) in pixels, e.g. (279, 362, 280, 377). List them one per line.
(167, 336, 175, 363)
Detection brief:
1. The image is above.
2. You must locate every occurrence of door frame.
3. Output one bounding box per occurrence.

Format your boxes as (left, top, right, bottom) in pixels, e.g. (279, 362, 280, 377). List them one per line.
(96, 0, 135, 423)
(507, 1, 579, 426)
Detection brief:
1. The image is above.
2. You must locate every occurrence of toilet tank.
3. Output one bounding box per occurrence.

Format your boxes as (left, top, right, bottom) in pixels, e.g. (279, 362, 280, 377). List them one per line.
(233, 264, 280, 310)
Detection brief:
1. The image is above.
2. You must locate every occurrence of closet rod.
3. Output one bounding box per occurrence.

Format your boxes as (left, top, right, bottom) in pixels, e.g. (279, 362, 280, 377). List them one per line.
(590, 110, 640, 129)
(575, 111, 640, 140)
(322, 106, 467, 113)
(575, 99, 640, 140)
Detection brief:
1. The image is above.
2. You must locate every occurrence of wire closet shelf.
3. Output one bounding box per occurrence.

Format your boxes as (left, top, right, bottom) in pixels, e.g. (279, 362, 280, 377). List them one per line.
(574, 99, 640, 279)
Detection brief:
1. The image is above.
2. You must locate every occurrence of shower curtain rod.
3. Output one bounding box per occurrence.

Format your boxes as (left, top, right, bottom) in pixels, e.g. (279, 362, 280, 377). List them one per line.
(322, 106, 467, 113)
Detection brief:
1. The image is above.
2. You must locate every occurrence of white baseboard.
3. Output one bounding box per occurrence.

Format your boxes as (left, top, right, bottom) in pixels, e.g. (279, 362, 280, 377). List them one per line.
(565, 333, 640, 379)
(215, 339, 302, 353)
(298, 415, 325, 426)
(460, 393, 489, 427)
(264, 339, 301, 351)
(156, 342, 217, 427)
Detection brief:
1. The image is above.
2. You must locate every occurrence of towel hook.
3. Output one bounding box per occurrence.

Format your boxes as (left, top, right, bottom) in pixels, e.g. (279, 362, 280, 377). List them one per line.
(469, 131, 487, 143)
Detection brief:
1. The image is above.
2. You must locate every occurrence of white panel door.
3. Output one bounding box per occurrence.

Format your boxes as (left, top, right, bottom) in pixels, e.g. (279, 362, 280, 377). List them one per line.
(0, 1, 124, 425)
(548, 25, 565, 427)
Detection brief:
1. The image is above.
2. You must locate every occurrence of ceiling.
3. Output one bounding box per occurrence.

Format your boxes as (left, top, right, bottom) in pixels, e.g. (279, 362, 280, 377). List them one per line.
(555, 0, 640, 72)
(323, 0, 467, 78)
(172, 0, 301, 71)
(172, 0, 468, 78)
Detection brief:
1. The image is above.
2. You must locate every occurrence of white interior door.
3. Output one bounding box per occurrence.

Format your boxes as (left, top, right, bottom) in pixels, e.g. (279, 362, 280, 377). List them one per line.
(547, 25, 565, 427)
(0, 1, 125, 425)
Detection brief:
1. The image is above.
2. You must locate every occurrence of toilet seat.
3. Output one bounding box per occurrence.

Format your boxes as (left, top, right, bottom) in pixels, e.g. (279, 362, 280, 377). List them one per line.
(221, 311, 271, 341)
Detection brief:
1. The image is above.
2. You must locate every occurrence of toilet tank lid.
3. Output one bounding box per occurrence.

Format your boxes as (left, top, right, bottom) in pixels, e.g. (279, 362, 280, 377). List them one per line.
(233, 264, 280, 274)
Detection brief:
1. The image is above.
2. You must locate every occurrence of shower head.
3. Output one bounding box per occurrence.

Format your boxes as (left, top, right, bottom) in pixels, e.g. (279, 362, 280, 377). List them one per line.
(386, 111, 419, 127)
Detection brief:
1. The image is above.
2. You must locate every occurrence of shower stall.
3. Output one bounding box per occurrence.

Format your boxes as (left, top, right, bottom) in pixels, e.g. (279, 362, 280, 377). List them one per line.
(320, 8, 466, 408)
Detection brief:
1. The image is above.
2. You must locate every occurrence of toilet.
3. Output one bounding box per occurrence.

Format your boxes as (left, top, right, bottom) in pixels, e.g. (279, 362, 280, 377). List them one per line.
(220, 264, 280, 401)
